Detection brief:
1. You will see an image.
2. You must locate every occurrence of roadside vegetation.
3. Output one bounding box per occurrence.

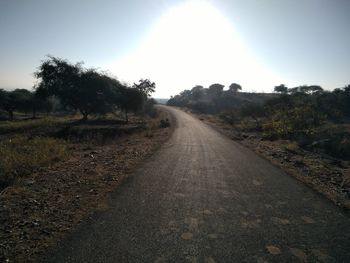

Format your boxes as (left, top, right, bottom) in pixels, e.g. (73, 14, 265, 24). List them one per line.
(0, 56, 162, 190)
(0, 56, 173, 262)
(168, 83, 350, 160)
(168, 83, 350, 208)
(0, 136, 69, 188)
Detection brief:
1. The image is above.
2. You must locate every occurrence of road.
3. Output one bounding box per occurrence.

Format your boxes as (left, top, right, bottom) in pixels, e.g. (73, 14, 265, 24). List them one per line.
(46, 106, 350, 263)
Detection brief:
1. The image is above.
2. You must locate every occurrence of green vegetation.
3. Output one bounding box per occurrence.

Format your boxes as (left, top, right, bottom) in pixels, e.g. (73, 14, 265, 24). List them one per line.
(169, 83, 350, 160)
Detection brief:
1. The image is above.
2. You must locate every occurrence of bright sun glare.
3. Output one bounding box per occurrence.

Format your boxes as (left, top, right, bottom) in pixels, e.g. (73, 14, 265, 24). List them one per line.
(108, 0, 285, 97)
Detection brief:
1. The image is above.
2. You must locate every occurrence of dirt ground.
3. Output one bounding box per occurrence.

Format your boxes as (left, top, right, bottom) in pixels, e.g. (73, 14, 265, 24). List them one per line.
(0, 111, 173, 263)
(191, 111, 350, 211)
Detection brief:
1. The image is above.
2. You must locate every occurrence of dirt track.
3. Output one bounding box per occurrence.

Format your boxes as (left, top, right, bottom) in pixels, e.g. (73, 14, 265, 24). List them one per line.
(45, 106, 350, 263)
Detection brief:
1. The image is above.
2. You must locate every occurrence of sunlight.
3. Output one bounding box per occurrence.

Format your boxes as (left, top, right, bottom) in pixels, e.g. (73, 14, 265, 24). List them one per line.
(108, 0, 285, 97)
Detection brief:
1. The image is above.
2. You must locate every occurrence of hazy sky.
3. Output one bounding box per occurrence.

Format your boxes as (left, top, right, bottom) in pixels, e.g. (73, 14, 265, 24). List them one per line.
(1, 0, 349, 97)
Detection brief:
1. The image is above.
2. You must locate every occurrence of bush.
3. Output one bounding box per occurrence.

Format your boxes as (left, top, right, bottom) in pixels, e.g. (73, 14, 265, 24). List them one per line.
(219, 111, 238, 126)
(0, 136, 69, 188)
(143, 98, 158, 118)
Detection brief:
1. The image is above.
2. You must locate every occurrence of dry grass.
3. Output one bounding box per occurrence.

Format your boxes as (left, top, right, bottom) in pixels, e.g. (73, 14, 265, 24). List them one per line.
(0, 116, 78, 136)
(283, 141, 299, 153)
(143, 110, 170, 138)
(0, 136, 69, 188)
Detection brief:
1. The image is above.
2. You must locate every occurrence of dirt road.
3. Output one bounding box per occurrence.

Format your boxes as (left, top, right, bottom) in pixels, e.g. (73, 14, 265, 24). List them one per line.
(45, 106, 350, 262)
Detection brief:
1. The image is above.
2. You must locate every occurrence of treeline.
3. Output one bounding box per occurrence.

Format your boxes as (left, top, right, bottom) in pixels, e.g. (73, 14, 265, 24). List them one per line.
(224, 84, 350, 159)
(229, 84, 350, 132)
(169, 83, 350, 159)
(0, 56, 156, 122)
(167, 83, 274, 113)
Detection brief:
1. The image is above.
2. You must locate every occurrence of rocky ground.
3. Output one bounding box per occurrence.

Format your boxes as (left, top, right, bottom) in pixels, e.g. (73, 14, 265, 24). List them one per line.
(192, 111, 350, 211)
(0, 111, 173, 263)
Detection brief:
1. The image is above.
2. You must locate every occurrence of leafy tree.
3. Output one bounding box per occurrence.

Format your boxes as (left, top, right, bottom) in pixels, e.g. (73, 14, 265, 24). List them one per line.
(73, 70, 121, 120)
(274, 84, 288, 94)
(35, 56, 82, 105)
(288, 85, 323, 94)
(0, 89, 34, 120)
(35, 56, 124, 120)
(0, 89, 9, 119)
(33, 84, 55, 116)
(299, 85, 323, 94)
(190, 85, 205, 100)
(133, 79, 156, 98)
(119, 87, 144, 123)
(288, 87, 299, 94)
(208, 83, 224, 98)
(229, 83, 242, 93)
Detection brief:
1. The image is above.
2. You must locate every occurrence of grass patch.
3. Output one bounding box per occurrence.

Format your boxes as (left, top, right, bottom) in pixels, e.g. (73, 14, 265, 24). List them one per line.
(0, 116, 79, 136)
(0, 136, 69, 188)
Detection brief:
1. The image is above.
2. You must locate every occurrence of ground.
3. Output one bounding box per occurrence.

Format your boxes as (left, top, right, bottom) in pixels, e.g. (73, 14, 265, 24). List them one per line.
(191, 110, 350, 210)
(0, 109, 173, 262)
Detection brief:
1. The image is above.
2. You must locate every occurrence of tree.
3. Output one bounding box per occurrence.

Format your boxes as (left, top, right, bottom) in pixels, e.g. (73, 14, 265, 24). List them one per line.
(119, 87, 144, 123)
(0, 89, 9, 119)
(274, 84, 288, 94)
(190, 85, 204, 100)
(299, 85, 323, 94)
(288, 85, 323, 95)
(35, 56, 124, 120)
(307, 85, 323, 94)
(133, 79, 156, 98)
(208, 83, 224, 98)
(0, 89, 33, 120)
(35, 56, 82, 105)
(229, 83, 242, 93)
(73, 70, 121, 120)
(288, 87, 299, 94)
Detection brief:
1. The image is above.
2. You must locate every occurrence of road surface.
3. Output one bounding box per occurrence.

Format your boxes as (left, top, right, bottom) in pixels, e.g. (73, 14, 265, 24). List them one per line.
(45, 106, 350, 263)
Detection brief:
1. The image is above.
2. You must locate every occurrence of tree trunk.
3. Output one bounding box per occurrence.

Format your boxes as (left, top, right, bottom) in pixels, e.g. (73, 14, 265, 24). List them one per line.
(251, 115, 259, 128)
(32, 107, 37, 119)
(8, 110, 13, 121)
(125, 110, 128, 124)
(80, 110, 88, 121)
(82, 113, 88, 121)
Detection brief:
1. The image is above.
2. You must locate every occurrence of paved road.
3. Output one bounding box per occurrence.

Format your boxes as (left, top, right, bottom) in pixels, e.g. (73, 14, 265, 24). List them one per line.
(46, 106, 350, 263)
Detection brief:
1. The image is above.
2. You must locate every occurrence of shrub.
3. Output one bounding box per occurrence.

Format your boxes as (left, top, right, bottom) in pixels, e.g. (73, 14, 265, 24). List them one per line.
(219, 111, 238, 126)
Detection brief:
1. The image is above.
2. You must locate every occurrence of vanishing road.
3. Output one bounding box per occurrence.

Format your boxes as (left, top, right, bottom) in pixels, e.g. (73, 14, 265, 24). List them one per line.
(46, 106, 350, 263)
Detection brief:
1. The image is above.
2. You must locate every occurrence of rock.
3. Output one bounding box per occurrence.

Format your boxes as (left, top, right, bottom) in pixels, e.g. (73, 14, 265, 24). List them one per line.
(24, 180, 35, 186)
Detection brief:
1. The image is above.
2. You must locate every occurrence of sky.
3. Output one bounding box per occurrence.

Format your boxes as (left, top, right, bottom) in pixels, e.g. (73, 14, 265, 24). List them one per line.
(0, 0, 349, 98)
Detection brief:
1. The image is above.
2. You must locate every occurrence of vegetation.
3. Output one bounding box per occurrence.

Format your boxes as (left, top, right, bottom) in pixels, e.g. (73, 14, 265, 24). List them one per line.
(0, 136, 69, 188)
(0, 56, 161, 189)
(0, 56, 157, 122)
(169, 83, 350, 160)
(167, 83, 274, 114)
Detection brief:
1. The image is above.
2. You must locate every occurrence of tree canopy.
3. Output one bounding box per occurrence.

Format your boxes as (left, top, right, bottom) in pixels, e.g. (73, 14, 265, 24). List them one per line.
(34, 56, 152, 121)
(229, 83, 242, 93)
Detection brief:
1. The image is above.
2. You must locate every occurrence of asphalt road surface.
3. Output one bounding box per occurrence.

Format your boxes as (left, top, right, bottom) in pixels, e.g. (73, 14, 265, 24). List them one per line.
(45, 106, 350, 263)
